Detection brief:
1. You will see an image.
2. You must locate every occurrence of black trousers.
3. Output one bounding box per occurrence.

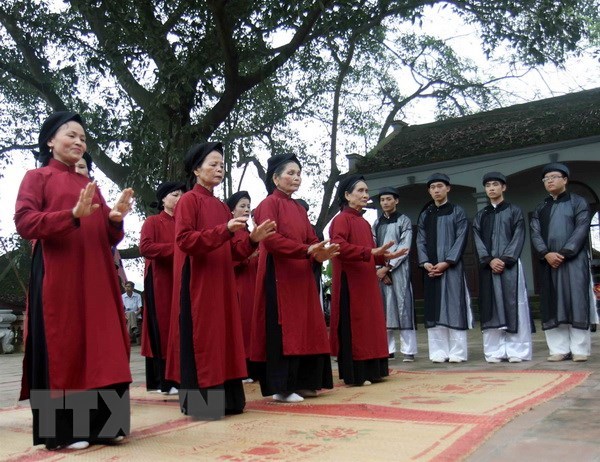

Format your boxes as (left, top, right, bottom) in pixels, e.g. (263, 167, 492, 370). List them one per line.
(179, 257, 245, 418)
(26, 243, 130, 448)
(337, 272, 389, 386)
(250, 254, 333, 397)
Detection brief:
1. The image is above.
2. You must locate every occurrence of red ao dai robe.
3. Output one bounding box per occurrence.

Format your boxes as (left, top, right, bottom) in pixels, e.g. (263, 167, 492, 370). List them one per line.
(14, 159, 131, 398)
(250, 189, 330, 361)
(140, 210, 176, 359)
(329, 207, 389, 362)
(231, 227, 259, 359)
(165, 184, 255, 389)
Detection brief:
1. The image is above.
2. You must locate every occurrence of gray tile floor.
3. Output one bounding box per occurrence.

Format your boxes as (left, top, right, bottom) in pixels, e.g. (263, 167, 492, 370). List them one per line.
(1, 327, 598, 461)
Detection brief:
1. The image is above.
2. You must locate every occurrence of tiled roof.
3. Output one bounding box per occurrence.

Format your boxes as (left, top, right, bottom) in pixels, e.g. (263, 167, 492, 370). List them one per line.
(357, 88, 600, 174)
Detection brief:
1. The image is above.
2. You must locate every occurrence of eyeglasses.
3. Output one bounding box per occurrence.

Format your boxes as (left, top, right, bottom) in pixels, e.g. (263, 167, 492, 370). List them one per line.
(542, 175, 564, 183)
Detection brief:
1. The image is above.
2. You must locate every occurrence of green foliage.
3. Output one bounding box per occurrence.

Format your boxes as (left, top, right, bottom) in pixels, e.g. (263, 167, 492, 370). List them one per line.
(0, 233, 31, 304)
(0, 0, 596, 220)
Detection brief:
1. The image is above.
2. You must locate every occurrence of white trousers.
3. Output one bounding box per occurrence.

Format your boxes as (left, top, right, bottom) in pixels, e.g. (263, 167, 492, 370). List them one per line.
(482, 262, 533, 361)
(427, 327, 468, 361)
(544, 275, 597, 357)
(387, 329, 418, 355)
(545, 325, 591, 356)
(483, 328, 532, 361)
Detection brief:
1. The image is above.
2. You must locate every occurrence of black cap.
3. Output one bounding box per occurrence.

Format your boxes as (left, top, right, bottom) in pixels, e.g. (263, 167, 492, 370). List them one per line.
(482, 171, 506, 185)
(337, 174, 365, 207)
(265, 153, 301, 194)
(541, 162, 569, 179)
(151, 181, 186, 210)
(184, 142, 223, 174)
(377, 186, 399, 198)
(426, 173, 450, 187)
(36, 111, 85, 166)
(226, 190, 251, 211)
(184, 142, 223, 188)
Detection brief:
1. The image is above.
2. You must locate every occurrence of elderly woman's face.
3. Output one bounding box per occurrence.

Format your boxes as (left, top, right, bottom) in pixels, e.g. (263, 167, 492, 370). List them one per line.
(232, 197, 251, 219)
(194, 151, 224, 189)
(345, 180, 369, 211)
(162, 189, 183, 213)
(274, 162, 301, 196)
(47, 122, 86, 166)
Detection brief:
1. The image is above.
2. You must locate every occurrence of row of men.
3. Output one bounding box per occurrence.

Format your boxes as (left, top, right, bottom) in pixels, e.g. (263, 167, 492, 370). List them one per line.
(14, 110, 595, 451)
(375, 166, 597, 366)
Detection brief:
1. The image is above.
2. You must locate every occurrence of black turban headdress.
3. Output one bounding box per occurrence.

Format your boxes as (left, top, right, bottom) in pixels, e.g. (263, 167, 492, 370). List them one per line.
(377, 186, 399, 199)
(36, 111, 85, 166)
(426, 173, 451, 187)
(337, 174, 365, 208)
(265, 153, 301, 194)
(150, 181, 186, 210)
(482, 171, 506, 185)
(226, 190, 251, 211)
(541, 162, 569, 179)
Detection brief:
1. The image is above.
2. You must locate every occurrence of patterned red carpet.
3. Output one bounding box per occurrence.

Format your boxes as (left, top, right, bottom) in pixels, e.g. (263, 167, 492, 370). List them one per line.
(0, 369, 588, 461)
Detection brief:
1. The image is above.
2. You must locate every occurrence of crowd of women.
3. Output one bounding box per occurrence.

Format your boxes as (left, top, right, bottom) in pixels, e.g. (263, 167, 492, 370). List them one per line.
(15, 112, 410, 450)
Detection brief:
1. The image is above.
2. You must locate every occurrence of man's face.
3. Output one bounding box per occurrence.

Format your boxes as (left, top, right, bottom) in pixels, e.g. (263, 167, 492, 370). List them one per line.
(125, 284, 133, 294)
(484, 180, 506, 201)
(379, 194, 399, 214)
(428, 182, 450, 203)
(542, 171, 567, 196)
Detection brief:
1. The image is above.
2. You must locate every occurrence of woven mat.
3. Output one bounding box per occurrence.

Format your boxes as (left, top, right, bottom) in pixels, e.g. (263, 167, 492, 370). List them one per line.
(0, 369, 588, 461)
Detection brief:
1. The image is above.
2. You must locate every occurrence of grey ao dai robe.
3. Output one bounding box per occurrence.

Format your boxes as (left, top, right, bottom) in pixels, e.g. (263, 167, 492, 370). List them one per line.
(416, 202, 472, 330)
(372, 211, 415, 330)
(472, 201, 530, 333)
(530, 192, 596, 330)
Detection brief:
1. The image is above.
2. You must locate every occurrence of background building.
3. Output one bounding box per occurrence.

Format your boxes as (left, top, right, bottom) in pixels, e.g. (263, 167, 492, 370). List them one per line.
(356, 88, 600, 300)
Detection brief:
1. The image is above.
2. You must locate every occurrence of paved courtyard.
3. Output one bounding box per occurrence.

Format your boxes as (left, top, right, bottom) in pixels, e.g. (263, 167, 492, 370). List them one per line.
(0, 328, 598, 461)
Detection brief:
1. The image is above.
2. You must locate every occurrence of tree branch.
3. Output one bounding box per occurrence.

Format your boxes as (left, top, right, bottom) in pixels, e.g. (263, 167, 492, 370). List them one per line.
(242, 1, 332, 88)
(134, 0, 180, 74)
(0, 10, 68, 110)
(68, 0, 155, 112)
(118, 245, 140, 259)
(196, 0, 333, 138)
(0, 142, 37, 156)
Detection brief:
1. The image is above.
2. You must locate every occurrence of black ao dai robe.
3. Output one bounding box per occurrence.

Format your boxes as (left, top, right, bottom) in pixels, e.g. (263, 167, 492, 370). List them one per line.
(530, 192, 596, 330)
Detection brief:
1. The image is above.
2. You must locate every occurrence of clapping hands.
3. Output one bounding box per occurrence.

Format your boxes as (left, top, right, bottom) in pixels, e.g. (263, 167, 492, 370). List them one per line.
(72, 183, 134, 223)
